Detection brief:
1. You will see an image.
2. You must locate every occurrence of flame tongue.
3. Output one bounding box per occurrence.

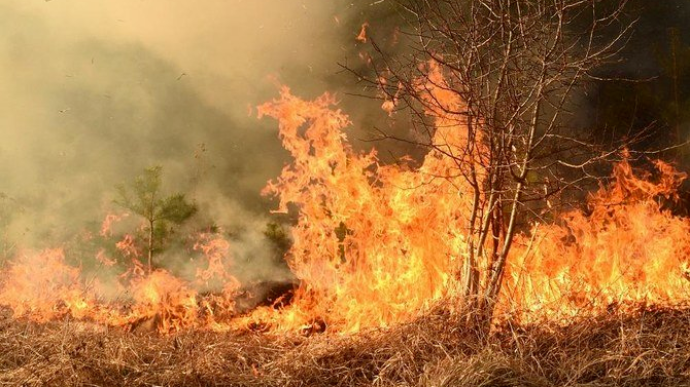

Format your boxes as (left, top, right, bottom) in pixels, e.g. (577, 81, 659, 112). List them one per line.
(505, 159, 690, 321)
(255, 86, 475, 332)
(1, 84, 690, 334)
(0, 249, 95, 322)
(255, 85, 690, 331)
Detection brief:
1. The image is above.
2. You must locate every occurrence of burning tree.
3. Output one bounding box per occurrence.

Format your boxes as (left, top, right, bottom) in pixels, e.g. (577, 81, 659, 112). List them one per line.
(356, 0, 636, 325)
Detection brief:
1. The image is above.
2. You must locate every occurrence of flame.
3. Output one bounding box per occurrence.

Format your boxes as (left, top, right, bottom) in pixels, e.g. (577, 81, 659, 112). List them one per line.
(356, 22, 369, 43)
(100, 212, 128, 237)
(253, 83, 478, 333)
(0, 226, 243, 333)
(2, 72, 690, 334)
(127, 270, 199, 332)
(0, 249, 94, 322)
(504, 159, 690, 322)
(253, 82, 690, 332)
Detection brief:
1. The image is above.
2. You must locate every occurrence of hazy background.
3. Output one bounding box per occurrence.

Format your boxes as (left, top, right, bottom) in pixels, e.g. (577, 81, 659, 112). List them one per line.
(0, 0, 404, 262)
(2, 0, 690, 277)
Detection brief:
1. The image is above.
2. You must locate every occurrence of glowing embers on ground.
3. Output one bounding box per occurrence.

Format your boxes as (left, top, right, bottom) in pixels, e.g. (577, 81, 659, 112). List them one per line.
(1, 86, 690, 334)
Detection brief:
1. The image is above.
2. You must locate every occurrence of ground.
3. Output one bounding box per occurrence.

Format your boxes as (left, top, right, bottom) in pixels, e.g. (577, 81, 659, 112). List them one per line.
(1, 305, 690, 386)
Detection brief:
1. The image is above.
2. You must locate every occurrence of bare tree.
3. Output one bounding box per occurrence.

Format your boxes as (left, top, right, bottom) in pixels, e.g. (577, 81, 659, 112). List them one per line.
(356, 0, 636, 327)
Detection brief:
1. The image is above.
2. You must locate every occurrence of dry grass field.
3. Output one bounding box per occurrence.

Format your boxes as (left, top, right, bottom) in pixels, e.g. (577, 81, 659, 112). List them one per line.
(2, 304, 690, 387)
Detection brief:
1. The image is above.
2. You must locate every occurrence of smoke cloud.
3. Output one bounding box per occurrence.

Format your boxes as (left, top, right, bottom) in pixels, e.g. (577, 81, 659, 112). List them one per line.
(0, 1, 401, 267)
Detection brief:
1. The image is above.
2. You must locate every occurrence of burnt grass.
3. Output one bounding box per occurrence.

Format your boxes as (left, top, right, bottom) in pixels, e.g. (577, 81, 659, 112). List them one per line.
(2, 305, 690, 387)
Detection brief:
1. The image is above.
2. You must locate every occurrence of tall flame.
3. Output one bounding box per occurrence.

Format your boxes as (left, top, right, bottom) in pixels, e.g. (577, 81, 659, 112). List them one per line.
(1, 79, 690, 334)
(256, 86, 469, 332)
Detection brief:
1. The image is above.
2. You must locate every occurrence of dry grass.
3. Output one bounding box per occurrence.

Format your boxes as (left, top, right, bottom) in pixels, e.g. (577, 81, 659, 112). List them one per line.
(2, 305, 690, 386)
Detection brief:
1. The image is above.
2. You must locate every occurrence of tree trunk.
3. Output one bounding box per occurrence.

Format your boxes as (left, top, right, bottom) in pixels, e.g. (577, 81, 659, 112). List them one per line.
(147, 219, 154, 274)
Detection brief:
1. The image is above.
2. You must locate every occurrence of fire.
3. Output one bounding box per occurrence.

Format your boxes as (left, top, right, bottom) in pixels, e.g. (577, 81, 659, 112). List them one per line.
(1, 79, 690, 334)
(356, 22, 369, 43)
(252, 79, 478, 333)
(127, 270, 199, 332)
(100, 212, 129, 237)
(0, 249, 94, 322)
(0, 228, 244, 333)
(252, 84, 690, 332)
(504, 159, 690, 322)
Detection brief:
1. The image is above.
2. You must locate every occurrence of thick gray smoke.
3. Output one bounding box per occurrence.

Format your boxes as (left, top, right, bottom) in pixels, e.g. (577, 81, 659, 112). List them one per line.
(0, 0, 400, 281)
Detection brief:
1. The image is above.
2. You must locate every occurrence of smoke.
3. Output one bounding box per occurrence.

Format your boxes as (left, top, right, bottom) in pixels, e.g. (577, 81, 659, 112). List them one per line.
(0, 0, 401, 280)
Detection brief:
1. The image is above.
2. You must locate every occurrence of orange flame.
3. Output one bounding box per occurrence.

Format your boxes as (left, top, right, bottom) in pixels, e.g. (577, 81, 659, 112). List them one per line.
(2, 72, 690, 335)
(254, 83, 479, 332)
(356, 22, 369, 43)
(0, 226, 243, 333)
(0, 249, 93, 322)
(504, 159, 690, 322)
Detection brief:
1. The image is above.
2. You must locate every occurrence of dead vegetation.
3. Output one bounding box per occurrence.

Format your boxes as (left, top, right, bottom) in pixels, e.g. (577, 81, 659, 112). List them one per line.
(2, 305, 690, 387)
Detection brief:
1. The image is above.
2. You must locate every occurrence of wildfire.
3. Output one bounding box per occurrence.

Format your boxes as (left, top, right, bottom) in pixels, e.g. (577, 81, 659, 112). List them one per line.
(356, 22, 369, 43)
(505, 159, 690, 322)
(0, 249, 94, 322)
(1, 80, 690, 334)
